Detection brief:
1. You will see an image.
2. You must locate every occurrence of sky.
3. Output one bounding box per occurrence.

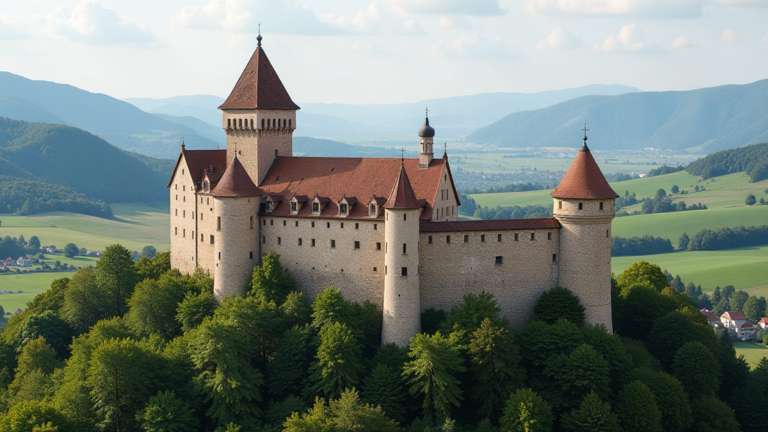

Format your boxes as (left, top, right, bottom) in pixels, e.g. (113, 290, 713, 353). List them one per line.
(1, 0, 767, 104)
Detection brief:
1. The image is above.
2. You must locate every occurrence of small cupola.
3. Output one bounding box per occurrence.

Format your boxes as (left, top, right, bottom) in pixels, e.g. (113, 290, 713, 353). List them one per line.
(419, 114, 435, 138)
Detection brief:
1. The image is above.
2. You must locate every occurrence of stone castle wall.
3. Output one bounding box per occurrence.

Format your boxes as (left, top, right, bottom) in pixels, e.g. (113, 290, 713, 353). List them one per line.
(196, 193, 217, 276)
(170, 156, 198, 275)
(431, 164, 459, 222)
(260, 216, 386, 306)
(213, 197, 260, 299)
(419, 227, 560, 328)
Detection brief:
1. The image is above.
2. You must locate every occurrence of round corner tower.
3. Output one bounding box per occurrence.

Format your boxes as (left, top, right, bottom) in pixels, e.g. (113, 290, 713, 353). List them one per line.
(551, 133, 618, 332)
(211, 157, 262, 301)
(381, 163, 423, 346)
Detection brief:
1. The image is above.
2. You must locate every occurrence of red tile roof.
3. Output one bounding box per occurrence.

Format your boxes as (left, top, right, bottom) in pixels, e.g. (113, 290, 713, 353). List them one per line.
(211, 157, 263, 197)
(551, 144, 618, 200)
(741, 322, 754, 329)
(167, 148, 227, 189)
(219, 46, 300, 111)
(259, 157, 446, 220)
(419, 218, 560, 233)
(384, 164, 421, 209)
(759, 318, 768, 324)
(722, 311, 748, 321)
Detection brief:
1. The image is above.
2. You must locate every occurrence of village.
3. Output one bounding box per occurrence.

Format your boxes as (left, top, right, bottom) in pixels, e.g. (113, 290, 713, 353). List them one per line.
(702, 308, 768, 342)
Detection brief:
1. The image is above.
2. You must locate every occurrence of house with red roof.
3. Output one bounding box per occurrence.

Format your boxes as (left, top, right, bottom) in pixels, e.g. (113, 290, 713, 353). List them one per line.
(16, 256, 31, 268)
(758, 317, 768, 329)
(721, 311, 756, 340)
(701, 308, 720, 328)
(2, 257, 14, 267)
(167, 32, 619, 347)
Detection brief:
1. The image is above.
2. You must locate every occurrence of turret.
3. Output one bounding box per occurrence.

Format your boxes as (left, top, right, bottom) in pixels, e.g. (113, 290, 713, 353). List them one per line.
(219, 32, 300, 185)
(211, 157, 263, 301)
(382, 163, 422, 346)
(418, 110, 435, 169)
(551, 126, 618, 332)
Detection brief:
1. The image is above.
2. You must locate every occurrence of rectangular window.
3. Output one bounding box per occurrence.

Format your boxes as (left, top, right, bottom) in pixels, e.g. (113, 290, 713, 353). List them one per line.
(481, 234, 485, 242)
(548, 232, 552, 240)
(514, 233, 519, 241)
(559, 201, 562, 209)
(210, 235, 214, 244)
(370, 204, 376, 215)
(262, 236, 266, 244)
(340, 203, 348, 214)
(531, 233, 535, 241)
(295, 221, 299, 227)
(201, 234, 204, 242)
(373, 267, 377, 272)
(192, 212, 194, 219)
(263, 219, 266, 226)
(341, 223, 344, 229)
(446, 235, 451, 244)
(498, 234, 502, 242)
(331, 240, 336, 248)
(313, 202, 320, 213)
(277, 237, 281, 245)
(327, 222, 331, 228)
(376, 242, 382, 250)
(250, 216, 254, 229)
(579, 202, 583, 210)
(291, 202, 297, 213)
(355, 241, 360, 249)
(175, 209, 178, 216)
(401, 267, 408, 276)
(270, 219, 274, 225)
(403, 243, 407, 254)
(428, 236, 433, 244)
(312, 222, 315, 228)
(404, 214, 407, 221)
(606, 229, 610, 238)
(283, 220, 286, 226)
(201, 213, 203, 220)
(599, 202, 604, 210)
(183, 229, 186, 237)
(218, 252, 220, 260)
(464, 235, 469, 243)
(374, 224, 378, 230)
(312, 239, 316, 247)
(553, 254, 557, 262)
(250, 251, 254, 259)
(217, 217, 221, 231)
(183, 210, 186, 218)
(299, 238, 303, 246)
(496, 256, 503, 265)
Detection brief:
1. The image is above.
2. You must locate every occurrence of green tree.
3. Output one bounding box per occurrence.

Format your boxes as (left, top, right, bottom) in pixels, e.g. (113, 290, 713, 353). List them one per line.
(712, 286, 722, 304)
(729, 379, 768, 432)
(140, 245, 157, 259)
(655, 189, 667, 199)
(617, 262, 669, 292)
(629, 367, 692, 432)
(190, 319, 263, 429)
(280, 291, 310, 328)
(17, 310, 71, 358)
(647, 310, 719, 368)
(135, 252, 171, 281)
(742, 296, 762, 322)
(440, 292, 506, 345)
(28, 236, 41, 251)
(543, 344, 612, 410)
(615, 381, 662, 432)
(61, 267, 105, 333)
(126, 272, 199, 340)
(0, 400, 74, 432)
(283, 388, 400, 432)
(214, 295, 286, 368)
(96, 244, 138, 318)
(581, 325, 634, 391)
(746, 193, 756, 205)
(731, 290, 749, 311)
(499, 388, 554, 432)
(361, 364, 407, 423)
(469, 318, 526, 419)
(532, 287, 586, 326)
(672, 341, 721, 397)
(248, 253, 294, 304)
(311, 287, 352, 331)
(517, 319, 585, 371)
(267, 326, 312, 401)
(690, 396, 740, 432)
(136, 391, 198, 432)
(671, 185, 679, 193)
(560, 392, 622, 432)
(8, 337, 61, 405)
(310, 321, 363, 398)
(176, 291, 217, 333)
(613, 284, 676, 340)
(64, 243, 79, 258)
(678, 232, 690, 250)
(403, 332, 466, 419)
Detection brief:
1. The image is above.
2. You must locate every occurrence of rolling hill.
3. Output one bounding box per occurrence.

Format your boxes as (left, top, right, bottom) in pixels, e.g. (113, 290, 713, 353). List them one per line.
(468, 79, 768, 153)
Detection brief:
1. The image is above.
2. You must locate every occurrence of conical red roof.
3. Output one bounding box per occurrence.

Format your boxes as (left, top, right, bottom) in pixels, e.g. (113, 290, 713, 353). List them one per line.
(219, 45, 300, 111)
(384, 164, 421, 209)
(211, 157, 263, 197)
(551, 143, 618, 200)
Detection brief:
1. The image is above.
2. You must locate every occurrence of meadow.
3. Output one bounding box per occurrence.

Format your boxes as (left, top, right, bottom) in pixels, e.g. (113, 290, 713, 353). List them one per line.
(733, 342, 768, 368)
(0, 272, 75, 312)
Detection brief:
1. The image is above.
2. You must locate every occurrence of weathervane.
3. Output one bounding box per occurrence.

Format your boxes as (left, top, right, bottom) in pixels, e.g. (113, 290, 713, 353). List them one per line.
(400, 147, 406, 163)
(257, 23, 262, 47)
(582, 123, 589, 142)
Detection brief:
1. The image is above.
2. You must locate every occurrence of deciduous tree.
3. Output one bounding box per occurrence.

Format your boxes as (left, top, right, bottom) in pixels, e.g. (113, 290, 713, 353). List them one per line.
(615, 380, 662, 432)
(617, 261, 669, 292)
(532, 287, 586, 326)
(560, 392, 622, 432)
(136, 391, 197, 432)
(310, 322, 363, 399)
(672, 341, 720, 397)
(499, 388, 553, 432)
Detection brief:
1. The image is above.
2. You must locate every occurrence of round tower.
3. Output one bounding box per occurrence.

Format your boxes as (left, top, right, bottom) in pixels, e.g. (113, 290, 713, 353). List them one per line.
(551, 128, 618, 332)
(211, 157, 263, 301)
(381, 163, 422, 346)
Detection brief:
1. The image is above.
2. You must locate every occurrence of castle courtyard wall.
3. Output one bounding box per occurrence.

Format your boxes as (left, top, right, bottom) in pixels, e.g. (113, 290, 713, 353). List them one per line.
(419, 228, 560, 328)
(170, 156, 198, 275)
(260, 216, 386, 306)
(196, 193, 217, 276)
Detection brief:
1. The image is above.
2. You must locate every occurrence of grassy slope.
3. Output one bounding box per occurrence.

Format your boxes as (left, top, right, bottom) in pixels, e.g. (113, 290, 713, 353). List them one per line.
(733, 342, 768, 368)
(0, 272, 73, 312)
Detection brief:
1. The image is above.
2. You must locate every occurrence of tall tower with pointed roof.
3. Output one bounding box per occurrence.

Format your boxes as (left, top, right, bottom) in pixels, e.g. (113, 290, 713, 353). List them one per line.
(219, 32, 300, 185)
(418, 111, 435, 169)
(381, 163, 422, 346)
(551, 127, 618, 331)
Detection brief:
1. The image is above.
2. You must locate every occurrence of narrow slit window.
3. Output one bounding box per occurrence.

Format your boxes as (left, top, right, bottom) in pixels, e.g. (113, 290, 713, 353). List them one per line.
(464, 235, 469, 243)
(277, 237, 281, 245)
(548, 232, 552, 240)
(531, 233, 536, 240)
(355, 241, 360, 249)
(401, 267, 408, 276)
(250, 216, 254, 229)
(210, 235, 214, 244)
(376, 242, 381, 250)
(217, 217, 221, 231)
(514, 233, 519, 241)
(481, 234, 485, 242)
(331, 240, 336, 248)
(495, 256, 503, 265)
(428, 235, 433, 244)
(311, 239, 316, 247)
(497, 234, 502, 242)
(299, 238, 303, 246)
(599, 202, 604, 210)
(403, 243, 407, 254)
(579, 202, 583, 210)
(553, 254, 557, 262)
(446, 235, 451, 244)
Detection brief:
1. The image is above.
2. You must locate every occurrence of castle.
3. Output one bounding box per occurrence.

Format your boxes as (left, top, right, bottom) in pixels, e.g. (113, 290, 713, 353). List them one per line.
(168, 35, 619, 346)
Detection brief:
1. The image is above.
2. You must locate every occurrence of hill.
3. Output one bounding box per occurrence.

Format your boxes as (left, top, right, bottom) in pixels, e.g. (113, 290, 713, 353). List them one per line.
(686, 142, 768, 181)
(468, 79, 768, 152)
(0, 72, 220, 158)
(293, 136, 402, 158)
(0, 117, 169, 213)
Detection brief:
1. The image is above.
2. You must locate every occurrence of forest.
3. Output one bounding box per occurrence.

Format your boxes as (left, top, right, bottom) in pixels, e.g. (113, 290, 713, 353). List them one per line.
(0, 249, 763, 432)
(0, 176, 112, 217)
(611, 235, 674, 256)
(682, 225, 768, 251)
(686, 142, 768, 182)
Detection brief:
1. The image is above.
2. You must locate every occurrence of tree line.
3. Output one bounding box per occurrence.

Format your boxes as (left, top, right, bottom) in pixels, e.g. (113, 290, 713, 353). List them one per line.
(679, 225, 768, 251)
(0, 176, 112, 218)
(611, 235, 674, 256)
(0, 251, 764, 431)
(472, 204, 552, 220)
(686, 142, 768, 182)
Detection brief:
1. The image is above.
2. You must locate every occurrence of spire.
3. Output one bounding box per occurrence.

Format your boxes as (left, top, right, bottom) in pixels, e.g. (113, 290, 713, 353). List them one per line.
(257, 23, 262, 47)
(418, 109, 435, 138)
(384, 164, 420, 209)
(219, 37, 300, 111)
(550, 125, 618, 200)
(442, 142, 447, 159)
(211, 156, 263, 197)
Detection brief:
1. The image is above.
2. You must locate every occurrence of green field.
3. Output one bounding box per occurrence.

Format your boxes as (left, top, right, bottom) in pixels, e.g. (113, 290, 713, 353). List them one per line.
(733, 342, 768, 368)
(0, 203, 170, 252)
(0, 271, 76, 312)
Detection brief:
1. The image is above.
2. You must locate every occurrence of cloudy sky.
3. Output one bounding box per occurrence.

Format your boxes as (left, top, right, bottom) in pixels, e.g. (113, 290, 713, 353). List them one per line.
(1, 0, 767, 104)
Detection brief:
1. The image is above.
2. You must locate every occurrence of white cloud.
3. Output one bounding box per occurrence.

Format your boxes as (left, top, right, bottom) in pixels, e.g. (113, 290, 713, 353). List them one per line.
(536, 26, 581, 50)
(318, 2, 423, 35)
(172, 0, 338, 35)
(596, 24, 659, 52)
(722, 30, 737, 42)
(0, 18, 28, 41)
(391, 0, 506, 16)
(717, 0, 768, 6)
(763, 34, 768, 43)
(526, 0, 706, 18)
(431, 34, 515, 59)
(671, 36, 695, 48)
(439, 16, 472, 29)
(45, 0, 157, 46)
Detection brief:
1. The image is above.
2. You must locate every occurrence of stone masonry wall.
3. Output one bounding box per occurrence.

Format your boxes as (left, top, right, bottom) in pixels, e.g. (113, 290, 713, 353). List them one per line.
(260, 216, 386, 307)
(170, 156, 198, 275)
(224, 109, 295, 185)
(196, 193, 217, 276)
(419, 228, 560, 328)
(431, 164, 459, 222)
(213, 197, 260, 299)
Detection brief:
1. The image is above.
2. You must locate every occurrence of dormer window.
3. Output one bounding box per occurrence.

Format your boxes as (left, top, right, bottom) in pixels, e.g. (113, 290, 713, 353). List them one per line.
(340, 203, 348, 214)
(290, 201, 298, 213)
(204, 180, 210, 191)
(313, 202, 320, 214)
(266, 201, 273, 211)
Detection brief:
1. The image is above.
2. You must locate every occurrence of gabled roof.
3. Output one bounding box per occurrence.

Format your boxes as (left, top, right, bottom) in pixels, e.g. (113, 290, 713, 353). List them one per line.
(759, 318, 768, 324)
(384, 163, 421, 209)
(259, 157, 448, 220)
(211, 157, 263, 197)
(219, 45, 300, 111)
(741, 322, 754, 329)
(721, 311, 748, 321)
(167, 148, 227, 189)
(551, 141, 618, 200)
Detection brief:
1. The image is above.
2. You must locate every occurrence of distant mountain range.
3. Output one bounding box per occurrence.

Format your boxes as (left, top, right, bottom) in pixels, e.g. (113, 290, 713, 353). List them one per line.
(0, 72, 223, 159)
(468, 80, 768, 153)
(126, 84, 640, 140)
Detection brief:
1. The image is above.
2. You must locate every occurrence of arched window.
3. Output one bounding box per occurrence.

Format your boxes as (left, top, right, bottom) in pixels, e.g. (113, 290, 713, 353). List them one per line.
(261, 119, 265, 129)
(238, 118, 242, 128)
(227, 118, 231, 129)
(289, 119, 292, 129)
(250, 119, 254, 129)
